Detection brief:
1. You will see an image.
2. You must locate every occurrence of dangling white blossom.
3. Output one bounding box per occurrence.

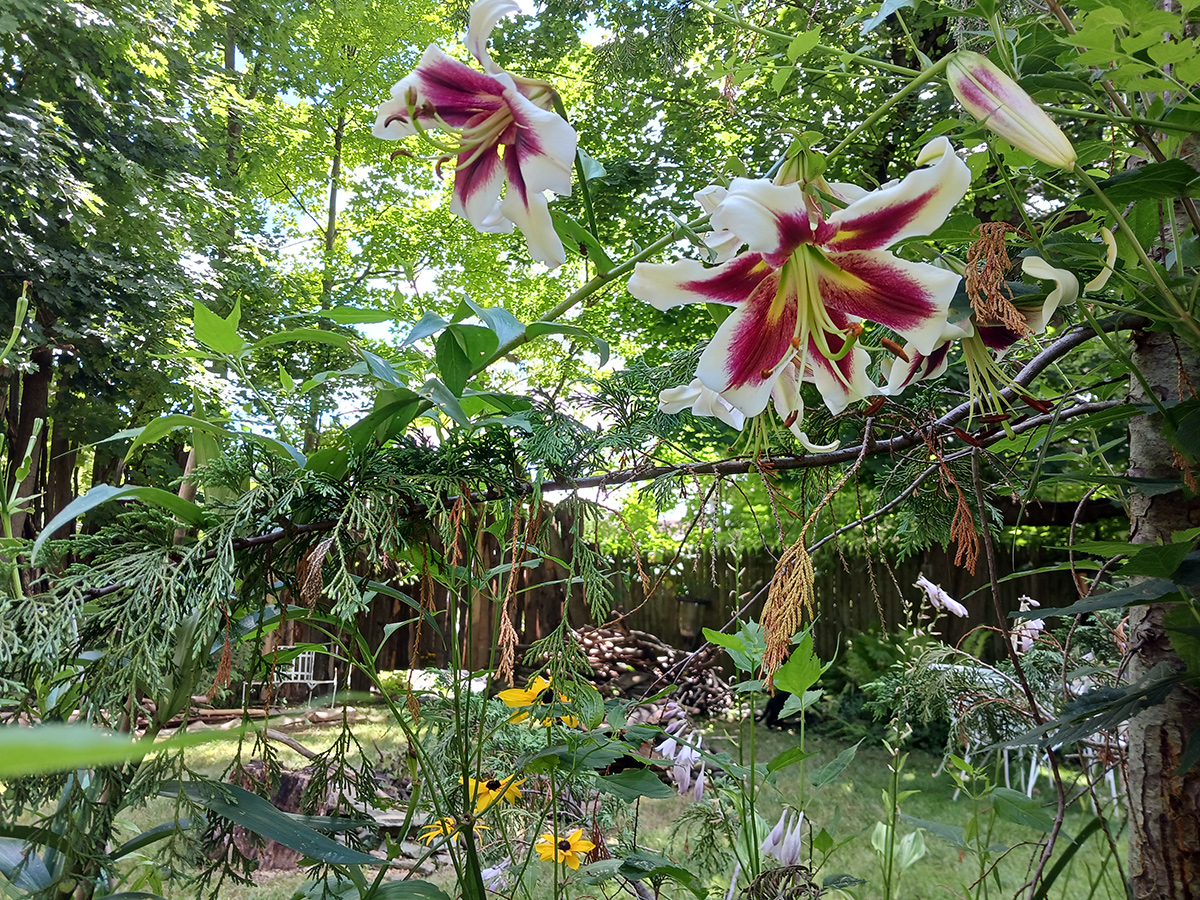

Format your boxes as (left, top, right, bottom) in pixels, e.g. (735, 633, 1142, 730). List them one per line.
(914, 573, 969, 618)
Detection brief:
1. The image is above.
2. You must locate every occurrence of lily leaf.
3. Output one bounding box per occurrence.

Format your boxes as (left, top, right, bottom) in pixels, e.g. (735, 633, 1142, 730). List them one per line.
(33, 485, 207, 564)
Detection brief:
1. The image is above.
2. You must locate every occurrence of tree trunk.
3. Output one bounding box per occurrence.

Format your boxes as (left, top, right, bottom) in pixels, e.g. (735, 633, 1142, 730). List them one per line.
(1126, 329, 1200, 898)
(8, 344, 53, 539)
(44, 412, 77, 537)
(303, 111, 347, 454)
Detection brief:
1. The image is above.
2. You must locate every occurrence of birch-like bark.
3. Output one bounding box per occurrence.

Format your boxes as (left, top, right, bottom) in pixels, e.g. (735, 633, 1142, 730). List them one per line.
(1126, 328, 1200, 898)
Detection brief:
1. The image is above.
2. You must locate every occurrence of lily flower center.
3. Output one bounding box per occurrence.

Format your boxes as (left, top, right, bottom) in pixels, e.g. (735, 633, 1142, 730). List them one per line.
(781, 247, 861, 381)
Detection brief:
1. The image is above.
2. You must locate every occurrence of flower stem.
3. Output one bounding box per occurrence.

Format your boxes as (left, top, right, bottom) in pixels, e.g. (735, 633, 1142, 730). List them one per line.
(825, 56, 950, 164)
(691, 0, 920, 77)
(1073, 164, 1200, 346)
(551, 94, 601, 256)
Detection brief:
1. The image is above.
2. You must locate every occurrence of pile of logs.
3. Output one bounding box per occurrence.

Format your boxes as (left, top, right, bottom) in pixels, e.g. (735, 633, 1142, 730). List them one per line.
(574, 626, 733, 715)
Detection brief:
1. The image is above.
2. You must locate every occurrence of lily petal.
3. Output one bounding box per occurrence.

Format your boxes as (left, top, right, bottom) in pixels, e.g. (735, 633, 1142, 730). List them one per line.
(695, 186, 743, 262)
(696, 274, 797, 416)
(466, 0, 520, 72)
(817, 250, 960, 355)
(627, 253, 775, 311)
(804, 334, 875, 415)
(502, 87, 576, 197)
(948, 51, 1076, 170)
(1020, 255, 1079, 332)
(824, 141, 971, 252)
(710, 179, 820, 267)
(882, 339, 954, 394)
(406, 45, 514, 128)
(771, 368, 840, 451)
(450, 145, 508, 228)
(691, 384, 748, 430)
(499, 178, 565, 267)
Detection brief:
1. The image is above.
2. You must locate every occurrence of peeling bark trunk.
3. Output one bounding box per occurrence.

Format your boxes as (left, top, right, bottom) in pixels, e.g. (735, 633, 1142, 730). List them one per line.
(1126, 329, 1200, 898)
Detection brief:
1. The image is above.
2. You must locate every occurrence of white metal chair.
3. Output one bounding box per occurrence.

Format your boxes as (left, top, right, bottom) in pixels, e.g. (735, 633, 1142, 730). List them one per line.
(244, 646, 341, 707)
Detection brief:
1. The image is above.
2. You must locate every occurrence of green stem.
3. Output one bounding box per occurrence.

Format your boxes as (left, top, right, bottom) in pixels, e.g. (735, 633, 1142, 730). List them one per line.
(2, 513, 23, 600)
(691, 0, 920, 77)
(550, 94, 600, 254)
(825, 56, 950, 163)
(0, 286, 29, 365)
(1046, 105, 1200, 135)
(1073, 164, 1200, 345)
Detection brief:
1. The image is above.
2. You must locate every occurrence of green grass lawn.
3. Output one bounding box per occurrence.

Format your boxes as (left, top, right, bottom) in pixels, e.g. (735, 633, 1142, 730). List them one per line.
(109, 713, 1125, 900)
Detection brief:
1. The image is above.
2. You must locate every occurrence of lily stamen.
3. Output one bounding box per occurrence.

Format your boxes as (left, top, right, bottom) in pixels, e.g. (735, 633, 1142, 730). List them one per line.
(880, 337, 910, 362)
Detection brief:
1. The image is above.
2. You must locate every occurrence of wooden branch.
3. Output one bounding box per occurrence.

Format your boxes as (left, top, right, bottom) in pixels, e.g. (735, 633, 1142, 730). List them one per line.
(72, 318, 1135, 602)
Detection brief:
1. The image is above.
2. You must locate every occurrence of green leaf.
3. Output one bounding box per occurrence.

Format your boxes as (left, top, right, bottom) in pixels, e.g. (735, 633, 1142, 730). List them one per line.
(33, 485, 207, 564)
(991, 787, 1054, 831)
(370, 882, 452, 900)
(774, 632, 827, 696)
(1003, 662, 1182, 750)
(465, 298, 525, 348)
(577, 148, 607, 182)
(0, 724, 234, 777)
(0, 837, 54, 891)
(193, 298, 244, 355)
(111, 820, 194, 861)
(321, 307, 395, 324)
(251, 328, 355, 354)
(1076, 159, 1200, 209)
(417, 378, 470, 428)
(435, 325, 498, 395)
(564, 679, 606, 729)
(122, 413, 303, 466)
(767, 746, 814, 773)
(1120, 541, 1198, 578)
(823, 873, 867, 889)
(402, 311, 450, 346)
(1164, 605, 1200, 676)
(526, 322, 610, 367)
(809, 739, 863, 788)
(278, 364, 296, 393)
(616, 852, 707, 899)
(1030, 579, 1181, 618)
(702, 626, 756, 672)
(549, 212, 615, 272)
(596, 769, 674, 801)
(161, 781, 385, 867)
(900, 814, 967, 850)
(786, 28, 822, 60)
(359, 348, 406, 388)
(860, 0, 914, 34)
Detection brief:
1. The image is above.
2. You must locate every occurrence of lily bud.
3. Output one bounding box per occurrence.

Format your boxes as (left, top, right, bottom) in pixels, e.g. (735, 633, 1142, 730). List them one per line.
(947, 51, 1076, 170)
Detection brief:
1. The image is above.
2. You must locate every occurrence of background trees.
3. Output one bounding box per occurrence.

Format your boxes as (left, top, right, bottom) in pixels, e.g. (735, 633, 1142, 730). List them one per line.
(2, 0, 1199, 896)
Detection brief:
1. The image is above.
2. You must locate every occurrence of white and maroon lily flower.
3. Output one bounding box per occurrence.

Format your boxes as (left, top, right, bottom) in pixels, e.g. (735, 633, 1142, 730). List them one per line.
(883, 254, 1078, 396)
(373, 0, 577, 267)
(628, 138, 971, 418)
